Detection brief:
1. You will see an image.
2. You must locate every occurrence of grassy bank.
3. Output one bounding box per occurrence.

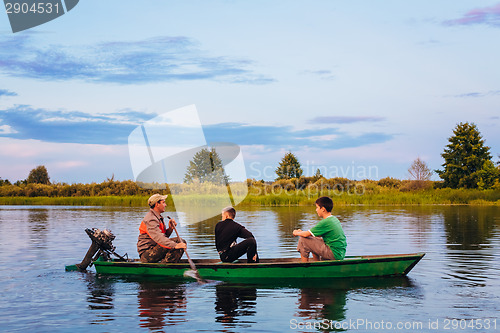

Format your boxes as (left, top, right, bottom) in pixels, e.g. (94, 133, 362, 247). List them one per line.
(0, 195, 150, 206)
(241, 188, 500, 206)
(1, 188, 499, 206)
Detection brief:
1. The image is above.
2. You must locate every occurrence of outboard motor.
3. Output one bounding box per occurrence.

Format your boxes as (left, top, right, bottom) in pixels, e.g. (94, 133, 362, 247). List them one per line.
(67, 228, 127, 272)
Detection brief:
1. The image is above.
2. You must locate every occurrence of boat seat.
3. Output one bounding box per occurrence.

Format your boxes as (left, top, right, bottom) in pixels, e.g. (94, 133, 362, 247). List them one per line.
(216, 259, 240, 264)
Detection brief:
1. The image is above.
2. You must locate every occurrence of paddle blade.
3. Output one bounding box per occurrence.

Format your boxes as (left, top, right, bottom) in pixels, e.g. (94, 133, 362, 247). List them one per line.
(183, 269, 206, 283)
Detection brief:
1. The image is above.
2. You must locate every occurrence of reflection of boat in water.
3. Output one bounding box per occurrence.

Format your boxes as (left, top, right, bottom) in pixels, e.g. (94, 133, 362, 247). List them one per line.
(80, 273, 422, 332)
(136, 279, 187, 329)
(211, 276, 419, 328)
(92, 253, 425, 280)
(84, 275, 189, 329)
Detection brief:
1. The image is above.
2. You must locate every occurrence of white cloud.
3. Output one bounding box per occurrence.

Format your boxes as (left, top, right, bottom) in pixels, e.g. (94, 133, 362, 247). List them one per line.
(0, 124, 17, 134)
(0, 138, 132, 183)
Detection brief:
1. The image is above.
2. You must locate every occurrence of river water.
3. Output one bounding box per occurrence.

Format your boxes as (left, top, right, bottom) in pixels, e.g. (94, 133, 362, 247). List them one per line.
(0, 205, 499, 332)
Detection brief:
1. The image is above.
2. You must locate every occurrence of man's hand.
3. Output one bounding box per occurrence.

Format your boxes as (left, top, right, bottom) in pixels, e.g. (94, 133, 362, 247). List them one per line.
(175, 242, 187, 249)
(293, 229, 303, 237)
(168, 218, 177, 229)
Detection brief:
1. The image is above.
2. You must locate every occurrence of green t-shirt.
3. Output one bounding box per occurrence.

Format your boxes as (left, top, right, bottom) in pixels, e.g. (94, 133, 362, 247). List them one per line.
(310, 215, 347, 260)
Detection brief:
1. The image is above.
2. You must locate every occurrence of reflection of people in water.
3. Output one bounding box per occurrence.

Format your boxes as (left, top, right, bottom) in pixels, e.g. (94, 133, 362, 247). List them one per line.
(295, 278, 418, 325)
(296, 286, 347, 323)
(215, 283, 257, 325)
(137, 280, 187, 330)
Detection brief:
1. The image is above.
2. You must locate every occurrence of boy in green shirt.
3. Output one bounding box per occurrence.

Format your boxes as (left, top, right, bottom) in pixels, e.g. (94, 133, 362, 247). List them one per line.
(293, 196, 346, 262)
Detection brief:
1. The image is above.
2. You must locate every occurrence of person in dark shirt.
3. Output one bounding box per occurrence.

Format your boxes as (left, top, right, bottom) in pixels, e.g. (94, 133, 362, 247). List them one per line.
(215, 206, 259, 263)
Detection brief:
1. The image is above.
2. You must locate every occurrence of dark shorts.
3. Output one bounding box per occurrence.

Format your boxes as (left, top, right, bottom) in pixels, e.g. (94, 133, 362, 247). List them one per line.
(220, 238, 259, 263)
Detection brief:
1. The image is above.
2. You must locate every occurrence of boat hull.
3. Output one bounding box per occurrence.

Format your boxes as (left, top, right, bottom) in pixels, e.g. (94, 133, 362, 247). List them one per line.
(93, 253, 425, 280)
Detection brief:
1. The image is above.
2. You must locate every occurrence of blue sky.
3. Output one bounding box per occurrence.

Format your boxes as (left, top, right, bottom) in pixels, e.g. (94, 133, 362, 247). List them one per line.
(1, 1, 500, 183)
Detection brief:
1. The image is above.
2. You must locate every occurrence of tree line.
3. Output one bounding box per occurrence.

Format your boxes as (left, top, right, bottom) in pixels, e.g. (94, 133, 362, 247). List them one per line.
(1, 122, 499, 198)
(270, 122, 499, 190)
(0, 176, 164, 198)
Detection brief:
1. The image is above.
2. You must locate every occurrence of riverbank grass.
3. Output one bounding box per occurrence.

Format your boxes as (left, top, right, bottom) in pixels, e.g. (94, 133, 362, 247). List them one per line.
(0, 188, 499, 206)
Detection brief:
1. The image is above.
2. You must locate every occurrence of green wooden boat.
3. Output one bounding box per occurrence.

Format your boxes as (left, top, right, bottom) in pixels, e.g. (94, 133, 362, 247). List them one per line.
(92, 252, 425, 280)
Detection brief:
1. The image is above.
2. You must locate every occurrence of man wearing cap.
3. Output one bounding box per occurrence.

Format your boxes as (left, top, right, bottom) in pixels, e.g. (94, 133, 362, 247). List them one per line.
(137, 194, 187, 263)
(215, 206, 259, 263)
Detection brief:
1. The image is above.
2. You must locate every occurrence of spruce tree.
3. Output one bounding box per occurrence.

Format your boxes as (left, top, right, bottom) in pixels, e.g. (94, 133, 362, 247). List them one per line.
(184, 148, 229, 184)
(436, 122, 493, 188)
(276, 152, 303, 180)
(313, 168, 323, 181)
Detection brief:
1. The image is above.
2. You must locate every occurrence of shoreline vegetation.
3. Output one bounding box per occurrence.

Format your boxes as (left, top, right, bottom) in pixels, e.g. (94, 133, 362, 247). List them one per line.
(3, 123, 498, 207)
(0, 177, 499, 206)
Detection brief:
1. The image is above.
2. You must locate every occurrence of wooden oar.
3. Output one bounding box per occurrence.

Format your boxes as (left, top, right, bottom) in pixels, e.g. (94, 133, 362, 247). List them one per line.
(167, 216, 205, 283)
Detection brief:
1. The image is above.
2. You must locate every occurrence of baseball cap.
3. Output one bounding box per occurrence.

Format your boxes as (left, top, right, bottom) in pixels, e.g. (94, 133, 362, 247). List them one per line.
(148, 194, 168, 207)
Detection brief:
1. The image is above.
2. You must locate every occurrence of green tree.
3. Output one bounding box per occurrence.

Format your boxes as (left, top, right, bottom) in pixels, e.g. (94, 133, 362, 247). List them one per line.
(27, 165, 51, 185)
(436, 122, 493, 189)
(378, 177, 402, 188)
(275, 152, 303, 180)
(476, 160, 499, 190)
(0, 178, 11, 186)
(184, 148, 229, 184)
(312, 168, 323, 182)
(14, 179, 27, 186)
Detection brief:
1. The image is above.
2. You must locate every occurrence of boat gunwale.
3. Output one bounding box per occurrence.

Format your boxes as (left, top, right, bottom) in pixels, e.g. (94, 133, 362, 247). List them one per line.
(93, 252, 425, 270)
